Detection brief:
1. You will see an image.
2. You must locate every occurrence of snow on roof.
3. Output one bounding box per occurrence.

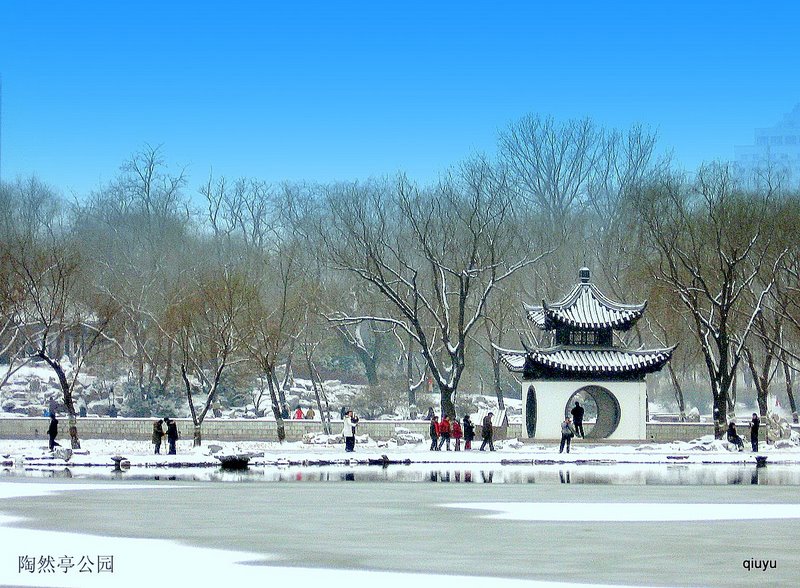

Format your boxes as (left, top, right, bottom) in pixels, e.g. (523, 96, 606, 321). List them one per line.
(498, 346, 675, 377)
(524, 270, 646, 331)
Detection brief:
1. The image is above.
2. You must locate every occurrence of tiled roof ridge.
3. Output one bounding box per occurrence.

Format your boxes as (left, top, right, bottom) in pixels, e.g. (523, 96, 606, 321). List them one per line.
(497, 344, 676, 375)
(524, 282, 647, 330)
(497, 343, 677, 357)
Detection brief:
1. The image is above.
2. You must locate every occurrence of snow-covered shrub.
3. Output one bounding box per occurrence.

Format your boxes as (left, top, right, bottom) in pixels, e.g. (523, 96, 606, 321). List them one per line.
(303, 432, 343, 445)
(349, 384, 406, 419)
(119, 382, 186, 418)
(395, 426, 423, 445)
(774, 439, 798, 449)
(502, 438, 524, 449)
(121, 393, 152, 417)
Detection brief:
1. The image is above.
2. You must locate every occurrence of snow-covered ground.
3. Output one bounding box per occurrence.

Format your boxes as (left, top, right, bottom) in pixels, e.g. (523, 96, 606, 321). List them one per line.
(1, 358, 530, 423)
(3, 433, 800, 471)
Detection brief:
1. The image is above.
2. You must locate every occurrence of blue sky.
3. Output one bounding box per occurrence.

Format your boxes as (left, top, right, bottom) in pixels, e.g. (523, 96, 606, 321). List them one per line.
(1, 1, 799, 197)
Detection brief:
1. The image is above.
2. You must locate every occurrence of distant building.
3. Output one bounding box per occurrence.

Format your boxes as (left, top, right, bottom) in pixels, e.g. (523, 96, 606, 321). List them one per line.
(735, 104, 800, 183)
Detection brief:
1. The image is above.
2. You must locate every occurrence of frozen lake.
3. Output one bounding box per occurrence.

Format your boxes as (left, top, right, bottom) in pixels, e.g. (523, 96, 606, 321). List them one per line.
(4, 462, 800, 486)
(2, 468, 800, 587)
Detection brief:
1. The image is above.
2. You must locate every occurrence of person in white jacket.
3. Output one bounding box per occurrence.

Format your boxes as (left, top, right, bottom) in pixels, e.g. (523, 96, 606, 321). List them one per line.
(342, 410, 359, 452)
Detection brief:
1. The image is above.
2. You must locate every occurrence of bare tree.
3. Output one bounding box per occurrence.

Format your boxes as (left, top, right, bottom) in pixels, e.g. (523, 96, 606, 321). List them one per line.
(75, 147, 190, 398)
(499, 114, 603, 228)
(301, 318, 333, 434)
(1, 178, 120, 448)
(634, 164, 784, 437)
(322, 161, 549, 418)
(471, 283, 525, 411)
(165, 267, 253, 446)
(743, 293, 786, 419)
(0, 184, 35, 389)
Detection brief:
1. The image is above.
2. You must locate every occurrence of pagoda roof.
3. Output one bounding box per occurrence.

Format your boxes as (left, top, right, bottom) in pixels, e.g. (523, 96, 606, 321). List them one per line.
(497, 345, 675, 380)
(525, 272, 646, 331)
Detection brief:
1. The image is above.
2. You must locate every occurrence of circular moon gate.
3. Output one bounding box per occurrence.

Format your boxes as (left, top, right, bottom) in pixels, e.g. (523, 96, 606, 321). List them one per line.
(565, 385, 621, 439)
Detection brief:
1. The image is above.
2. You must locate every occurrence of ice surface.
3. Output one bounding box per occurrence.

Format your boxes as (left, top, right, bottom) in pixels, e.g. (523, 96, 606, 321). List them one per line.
(443, 502, 800, 521)
(0, 483, 640, 588)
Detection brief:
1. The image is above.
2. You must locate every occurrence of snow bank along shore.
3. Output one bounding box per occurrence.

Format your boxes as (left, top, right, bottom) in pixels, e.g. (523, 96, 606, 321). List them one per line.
(2, 431, 800, 470)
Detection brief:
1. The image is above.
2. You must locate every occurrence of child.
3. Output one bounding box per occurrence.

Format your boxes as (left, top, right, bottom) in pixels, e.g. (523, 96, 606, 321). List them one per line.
(452, 418, 463, 451)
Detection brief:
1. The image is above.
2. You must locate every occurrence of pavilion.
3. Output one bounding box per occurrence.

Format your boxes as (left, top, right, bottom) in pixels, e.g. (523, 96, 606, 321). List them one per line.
(498, 268, 674, 440)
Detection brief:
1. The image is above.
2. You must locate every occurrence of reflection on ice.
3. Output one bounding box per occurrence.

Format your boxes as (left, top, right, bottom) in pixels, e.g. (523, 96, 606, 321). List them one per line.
(5, 463, 800, 485)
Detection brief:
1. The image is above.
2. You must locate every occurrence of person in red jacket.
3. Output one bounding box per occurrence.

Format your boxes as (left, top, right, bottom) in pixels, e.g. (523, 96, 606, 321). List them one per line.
(451, 418, 463, 451)
(437, 415, 452, 451)
(293, 406, 304, 419)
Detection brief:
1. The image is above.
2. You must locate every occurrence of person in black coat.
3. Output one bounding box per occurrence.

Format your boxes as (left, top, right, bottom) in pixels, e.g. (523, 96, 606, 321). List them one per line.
(727, 421, 744, 451)
(165, 418, 179, 454)
(152, 419, 165, 454)
(479, 412, 495, 451)
(429, 416, 439, 451)
(47, 414, 59, 451)
(749, 413, 760, 452)
(570, 401, 585, 438)
(463, 414, 475, 450)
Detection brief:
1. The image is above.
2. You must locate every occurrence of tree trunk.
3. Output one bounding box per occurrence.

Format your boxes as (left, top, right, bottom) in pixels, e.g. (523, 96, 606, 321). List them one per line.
(666, 363, 686, 421)
(40, 354, 81, 449)
(492, 355, 505, 411)
(406, 336, 418, 408)
(278, 336, 299, 416)
(336, 323, 382, 387)
(277, 381, 289, 418)
(182, 365, 204, 447)
(745, 351, 769, 419)
(440, 385, 456, 419)
(361, 353, 379, 387)
(265, 366, 286, 442)
(310, 356, 334, 433)
(715, 367, 735, 439)
(782, 355, 799, 423)
(251, 381, 267, 417)
(727, 368, 738, 417)
(305, 348, 332, 435)
(712, 380, 729, 440)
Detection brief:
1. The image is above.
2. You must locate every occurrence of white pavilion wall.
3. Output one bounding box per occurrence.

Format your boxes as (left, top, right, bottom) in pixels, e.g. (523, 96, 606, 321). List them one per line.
(523, 379, 647, 440)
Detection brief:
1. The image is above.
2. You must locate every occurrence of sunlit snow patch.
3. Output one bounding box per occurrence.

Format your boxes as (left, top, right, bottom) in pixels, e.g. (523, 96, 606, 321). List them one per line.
(443, 502, 800, 521)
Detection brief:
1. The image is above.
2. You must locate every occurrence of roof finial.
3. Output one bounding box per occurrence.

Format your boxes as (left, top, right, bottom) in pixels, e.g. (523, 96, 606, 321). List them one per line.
(579, 267, 590, 283)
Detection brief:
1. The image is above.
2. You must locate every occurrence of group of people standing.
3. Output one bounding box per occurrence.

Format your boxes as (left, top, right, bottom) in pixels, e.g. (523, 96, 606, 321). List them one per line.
(727, 414, 761, 452)
(429, 413, 496, 452)
(151, 418, 179, 454)
(293, 406, 316, 419)
(430, 415, 464, 450)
